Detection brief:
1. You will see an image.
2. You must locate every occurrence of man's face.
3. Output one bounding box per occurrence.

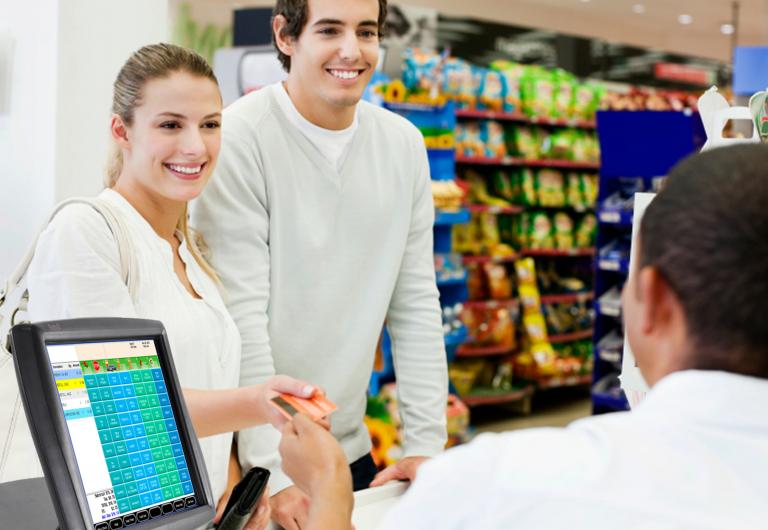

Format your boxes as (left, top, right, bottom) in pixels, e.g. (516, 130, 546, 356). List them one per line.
(288, 0, 380, 109)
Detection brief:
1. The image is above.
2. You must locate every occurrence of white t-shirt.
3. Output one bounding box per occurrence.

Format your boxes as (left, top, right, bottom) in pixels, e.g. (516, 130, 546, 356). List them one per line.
(24, 188, 241, 501)
(271, 82, 358, 171)
(379, 370, 768, 530)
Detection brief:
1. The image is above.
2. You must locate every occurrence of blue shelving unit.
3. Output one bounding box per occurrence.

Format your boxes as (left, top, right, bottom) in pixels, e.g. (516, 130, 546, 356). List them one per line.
(591, 110, 705, 414)
(370, 102, 469, 394)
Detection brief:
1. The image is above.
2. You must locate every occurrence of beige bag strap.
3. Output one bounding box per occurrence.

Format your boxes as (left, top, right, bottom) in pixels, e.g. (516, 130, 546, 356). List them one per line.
(0, 197, 139, 479)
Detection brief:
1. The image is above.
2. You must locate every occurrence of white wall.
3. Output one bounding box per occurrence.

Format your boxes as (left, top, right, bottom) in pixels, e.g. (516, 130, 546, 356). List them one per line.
(0, 0, 170, 280)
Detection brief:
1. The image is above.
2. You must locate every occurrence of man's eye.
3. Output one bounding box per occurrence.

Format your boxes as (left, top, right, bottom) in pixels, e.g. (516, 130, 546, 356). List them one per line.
(319, 27, 338, 35)
(160, 122, 180, 129)
(360, 30, 378, 38)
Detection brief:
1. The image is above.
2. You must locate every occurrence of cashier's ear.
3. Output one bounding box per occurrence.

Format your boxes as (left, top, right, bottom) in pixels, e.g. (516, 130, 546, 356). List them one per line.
(272, 15, 294, 58)
(110, 114, 131, 150)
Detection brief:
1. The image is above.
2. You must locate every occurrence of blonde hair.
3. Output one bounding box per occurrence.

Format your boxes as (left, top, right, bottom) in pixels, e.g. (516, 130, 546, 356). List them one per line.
(106, 42, 220, 283)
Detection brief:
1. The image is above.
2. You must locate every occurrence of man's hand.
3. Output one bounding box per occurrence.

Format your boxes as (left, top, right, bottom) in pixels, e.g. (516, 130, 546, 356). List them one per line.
(369, 456, 429, 487)
(269, 485, 311, 530)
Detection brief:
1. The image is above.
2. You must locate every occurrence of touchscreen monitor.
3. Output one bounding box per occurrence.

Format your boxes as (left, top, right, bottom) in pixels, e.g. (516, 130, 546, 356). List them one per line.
(10, 318, 215, 530)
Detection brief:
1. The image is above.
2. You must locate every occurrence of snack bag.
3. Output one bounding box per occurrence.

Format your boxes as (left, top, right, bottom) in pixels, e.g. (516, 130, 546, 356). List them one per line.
(514, 257, 537, 287)
(530, 342, 557, 376)
(553, 69, 576, 119)
(443, 57, 476, 109)
(536, 128, 552, 160)
(402, 48, 442, 98)
(553, 212, 574, 250)
(489, 307, 515, 348)
(520, 168, 537, 206)
(522, 313, 548, 343)
(581, 173, 599, 207)
(514, 213, 530, 248)
(478, 69, 505, 111)
(566, 172, 585, 210)
(483, 262, 512, 300)
(528, 212, 554, 249)
(537, 169, 565, 207)
(518, 284, 542, 316)
(521, 67, 555, 118)
(511, 126, 539, 159)
(481, 120, 507, 158)
(573, 83, 595, 121)
(491, 60, 524, 113)
(575, 213, 597, 248)
(491, 170, 517, 202)
(548, 129, 573, 160)
(462, 122, 485, 157)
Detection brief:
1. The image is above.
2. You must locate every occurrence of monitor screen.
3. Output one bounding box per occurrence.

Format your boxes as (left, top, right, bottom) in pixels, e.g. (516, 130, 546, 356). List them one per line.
(45, 338, 199, 528)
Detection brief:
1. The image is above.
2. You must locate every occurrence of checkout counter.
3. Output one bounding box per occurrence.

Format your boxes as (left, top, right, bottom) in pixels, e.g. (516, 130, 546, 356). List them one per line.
(1, 318, 405, 529)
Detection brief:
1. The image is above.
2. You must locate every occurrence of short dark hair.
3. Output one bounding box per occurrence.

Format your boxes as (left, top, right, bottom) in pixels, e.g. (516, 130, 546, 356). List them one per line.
(272, 0, 388, 71)
(639, 144, 768, 378)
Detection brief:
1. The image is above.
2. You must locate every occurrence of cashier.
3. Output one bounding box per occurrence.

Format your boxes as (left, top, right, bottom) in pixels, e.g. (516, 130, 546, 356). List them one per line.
(278, 144, 768, 529)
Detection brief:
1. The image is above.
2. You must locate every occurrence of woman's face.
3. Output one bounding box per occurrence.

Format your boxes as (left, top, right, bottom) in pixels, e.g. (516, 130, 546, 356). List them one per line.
(118, 70, 222, 203)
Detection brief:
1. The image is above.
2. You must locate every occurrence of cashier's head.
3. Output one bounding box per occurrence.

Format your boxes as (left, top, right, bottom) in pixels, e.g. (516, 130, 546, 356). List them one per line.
(622, 144, 768, 386)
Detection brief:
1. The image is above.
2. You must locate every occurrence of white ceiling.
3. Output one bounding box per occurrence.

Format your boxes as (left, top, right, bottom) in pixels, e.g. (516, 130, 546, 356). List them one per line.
(178, 0, 768, 61)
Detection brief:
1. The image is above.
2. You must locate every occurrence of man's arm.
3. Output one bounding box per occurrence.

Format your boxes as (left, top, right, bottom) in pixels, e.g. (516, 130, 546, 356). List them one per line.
(191, 121, 293, 493)
(382, 128, 449, 465)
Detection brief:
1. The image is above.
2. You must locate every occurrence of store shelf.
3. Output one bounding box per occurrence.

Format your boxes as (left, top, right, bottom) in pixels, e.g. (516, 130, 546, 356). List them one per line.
(595, 299, 621, 318)
(591, 390, 629, 411)
(462, 254, 519, 265)
(461, 385, 534, 407)
(455, 108, 596, 129)
(597, 348, 622, 364)
(540, 291, 594, 304)
(536, 373, 592, 389)
(522, 247, 596, 258)
(435, 208, 471, 226)
(436, 270, 468, 287)
(465, 204, 524, 215)
(597, 257, 630, 274)
(384, 101, 444, 112)
(455, 343, 516, 358)
(549, 329, 594, 344)
(456, 155, 600, 170)
(463, 298, 518, 310)
(598, 209, 633, 226)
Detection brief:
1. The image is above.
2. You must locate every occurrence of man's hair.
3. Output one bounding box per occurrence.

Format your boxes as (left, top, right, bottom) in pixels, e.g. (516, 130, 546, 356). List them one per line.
(272, 0, 388, 72)
(639, 144, 768, 378)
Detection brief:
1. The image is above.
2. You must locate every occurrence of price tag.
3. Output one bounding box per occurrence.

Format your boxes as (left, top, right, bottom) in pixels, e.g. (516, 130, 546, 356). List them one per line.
(599, 211, 621, 223)
(599, 260, 620, 271)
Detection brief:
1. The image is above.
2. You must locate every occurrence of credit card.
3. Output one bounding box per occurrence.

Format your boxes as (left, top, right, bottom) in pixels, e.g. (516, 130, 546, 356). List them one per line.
(270, 392, 337, 421)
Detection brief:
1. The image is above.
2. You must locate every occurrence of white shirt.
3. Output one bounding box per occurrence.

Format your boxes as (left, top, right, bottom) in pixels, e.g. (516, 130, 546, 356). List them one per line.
(25, 188, 241, 501)
(271, 82, 358, 171)
(379, 370, 768, 529)
(193, 86, 448, 493)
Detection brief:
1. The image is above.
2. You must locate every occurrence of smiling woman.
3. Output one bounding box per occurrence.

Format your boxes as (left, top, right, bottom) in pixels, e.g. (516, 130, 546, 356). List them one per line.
(19, 43, 321, 530)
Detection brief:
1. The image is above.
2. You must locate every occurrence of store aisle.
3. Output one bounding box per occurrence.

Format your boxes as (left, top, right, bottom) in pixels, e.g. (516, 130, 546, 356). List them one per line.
(472, 388, 591, 435)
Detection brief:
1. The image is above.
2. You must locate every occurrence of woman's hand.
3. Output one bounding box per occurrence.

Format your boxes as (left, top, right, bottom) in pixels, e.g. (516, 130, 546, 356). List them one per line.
(255, 375, 319, 430)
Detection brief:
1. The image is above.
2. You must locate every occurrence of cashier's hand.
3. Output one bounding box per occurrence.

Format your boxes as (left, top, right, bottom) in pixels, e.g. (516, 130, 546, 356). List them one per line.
(369, 456, 428, 487)
(276, 414, 353, 529)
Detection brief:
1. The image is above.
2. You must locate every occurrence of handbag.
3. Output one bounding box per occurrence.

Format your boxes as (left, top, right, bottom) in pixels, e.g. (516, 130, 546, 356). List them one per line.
(0, 196, 138, 482)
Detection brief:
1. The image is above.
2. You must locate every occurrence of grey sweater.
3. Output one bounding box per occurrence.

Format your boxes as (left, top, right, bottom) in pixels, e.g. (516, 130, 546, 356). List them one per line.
(193, 86, 448, 492)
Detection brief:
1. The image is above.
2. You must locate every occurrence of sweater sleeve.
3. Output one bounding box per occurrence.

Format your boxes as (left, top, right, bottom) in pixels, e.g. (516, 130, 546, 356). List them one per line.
(191, 122, 292, 494)
(26, 204, 137, 321)
(385, 129, 449, 458)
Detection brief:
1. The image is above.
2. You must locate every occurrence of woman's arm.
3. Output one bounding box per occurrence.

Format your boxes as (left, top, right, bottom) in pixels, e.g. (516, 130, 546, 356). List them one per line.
(184, 375, 317, 438)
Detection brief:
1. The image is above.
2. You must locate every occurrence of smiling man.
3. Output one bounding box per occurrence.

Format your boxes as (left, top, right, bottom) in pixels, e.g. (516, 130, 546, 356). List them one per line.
(192, 0, 448, 528)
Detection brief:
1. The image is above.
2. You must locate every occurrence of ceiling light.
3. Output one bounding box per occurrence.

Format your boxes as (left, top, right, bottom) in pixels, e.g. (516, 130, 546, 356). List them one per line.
(720, 23, 735, 35)
(678, 14, 693, 25)
(632, 4, 645, 14)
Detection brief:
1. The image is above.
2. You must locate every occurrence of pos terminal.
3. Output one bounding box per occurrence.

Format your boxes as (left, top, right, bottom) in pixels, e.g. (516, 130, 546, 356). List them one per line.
(3, 318, 216, 529)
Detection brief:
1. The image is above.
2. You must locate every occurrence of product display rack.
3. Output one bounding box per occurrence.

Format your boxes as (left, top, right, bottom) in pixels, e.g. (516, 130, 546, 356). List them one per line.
(454, 107, 599, 404)
(591, 110, 705, 414)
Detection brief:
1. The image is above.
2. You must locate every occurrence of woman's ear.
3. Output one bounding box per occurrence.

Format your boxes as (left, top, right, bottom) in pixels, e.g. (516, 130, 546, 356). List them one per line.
(110, 114, 130, 149)
(273, 15, 294, 58)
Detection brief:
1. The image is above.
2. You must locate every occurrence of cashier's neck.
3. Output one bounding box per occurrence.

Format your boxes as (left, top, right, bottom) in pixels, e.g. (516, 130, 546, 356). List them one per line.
(112, 178, 184, 245)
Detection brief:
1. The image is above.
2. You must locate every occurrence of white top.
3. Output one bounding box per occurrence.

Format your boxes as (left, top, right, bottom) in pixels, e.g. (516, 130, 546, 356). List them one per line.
(271, 82, 358, 171)
(26, 188, 241, 501)
(379, 370, 768, 530)
(192, 86, 448, 493)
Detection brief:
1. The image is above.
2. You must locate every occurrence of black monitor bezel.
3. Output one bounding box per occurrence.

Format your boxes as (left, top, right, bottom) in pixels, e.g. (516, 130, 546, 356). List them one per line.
(10, 318, 215, 530)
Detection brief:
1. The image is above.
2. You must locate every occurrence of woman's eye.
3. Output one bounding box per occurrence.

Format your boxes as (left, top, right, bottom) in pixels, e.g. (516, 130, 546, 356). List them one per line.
(160, 121, 180, 129)
(202, 121, 221, 129)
